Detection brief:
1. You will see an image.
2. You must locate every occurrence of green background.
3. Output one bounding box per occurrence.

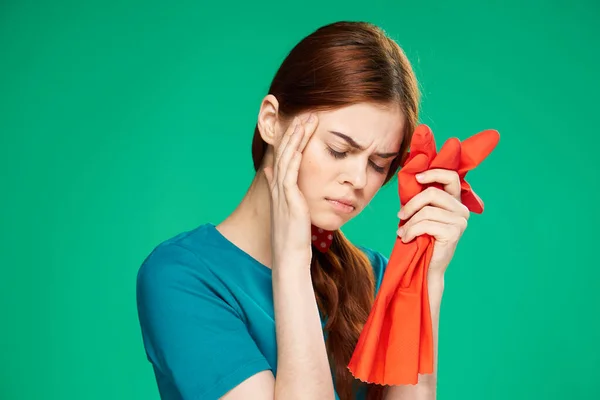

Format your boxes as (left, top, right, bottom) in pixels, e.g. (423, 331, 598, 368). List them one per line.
(1, 0, 598, 399)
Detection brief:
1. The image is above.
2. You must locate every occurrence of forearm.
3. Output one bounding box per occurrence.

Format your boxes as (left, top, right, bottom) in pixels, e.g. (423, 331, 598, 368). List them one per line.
(384, 273, 445, 400)
(272, 264, 335, 400)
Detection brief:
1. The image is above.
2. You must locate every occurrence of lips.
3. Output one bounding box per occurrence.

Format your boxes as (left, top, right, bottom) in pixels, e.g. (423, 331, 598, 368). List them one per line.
(326, 197, 358, 210)
(332, 198, 355, 208)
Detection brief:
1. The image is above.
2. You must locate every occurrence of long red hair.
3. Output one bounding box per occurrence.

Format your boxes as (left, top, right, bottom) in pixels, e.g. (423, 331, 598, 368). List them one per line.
(251, 21, 420, 400)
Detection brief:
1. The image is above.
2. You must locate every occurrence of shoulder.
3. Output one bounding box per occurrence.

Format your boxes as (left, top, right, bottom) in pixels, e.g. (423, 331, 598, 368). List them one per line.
(137, 233, 205, 290)
(136, 224, 232, 313)
(137, 223, 220, 286)
(137, 241, 199, 288)
(356, 244, 389, 294)
(136, 226, 250, 341)
(135, 229, 273, 400)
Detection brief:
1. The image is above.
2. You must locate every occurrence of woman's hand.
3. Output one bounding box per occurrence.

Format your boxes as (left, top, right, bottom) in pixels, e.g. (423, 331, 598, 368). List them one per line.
(396, 168, 470, 277)
(263, 113, 319, 269)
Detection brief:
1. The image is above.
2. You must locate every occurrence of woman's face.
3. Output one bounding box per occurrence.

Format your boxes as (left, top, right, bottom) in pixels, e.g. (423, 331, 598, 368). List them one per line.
(294, 103, 406, 231)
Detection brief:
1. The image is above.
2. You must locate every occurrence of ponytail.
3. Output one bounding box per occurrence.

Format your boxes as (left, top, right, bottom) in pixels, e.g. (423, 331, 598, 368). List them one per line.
(311, 230, 386, 400)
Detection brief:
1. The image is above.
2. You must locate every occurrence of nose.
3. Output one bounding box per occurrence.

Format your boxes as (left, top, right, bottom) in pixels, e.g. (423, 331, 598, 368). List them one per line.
(341, 157, 368, 189)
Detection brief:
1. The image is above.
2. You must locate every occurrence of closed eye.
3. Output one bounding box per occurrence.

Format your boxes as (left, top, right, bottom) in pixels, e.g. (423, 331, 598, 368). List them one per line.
(326, 147, 387, 173)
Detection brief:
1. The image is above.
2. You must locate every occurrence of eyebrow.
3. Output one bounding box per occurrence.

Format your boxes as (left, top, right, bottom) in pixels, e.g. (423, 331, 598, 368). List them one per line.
(328, 130, 400, 158)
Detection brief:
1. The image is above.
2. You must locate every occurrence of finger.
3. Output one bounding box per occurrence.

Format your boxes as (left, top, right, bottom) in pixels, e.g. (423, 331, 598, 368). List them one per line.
(277, 122, 304, 185)
(283, 150, 302, 197)
(416, 169, 461, 200)
(398, 219, 461, 243)
(275, 117, 300, 167)
(274, 119, 300, 183)
(399, 187, 468, 221)
(399, 205, 468, 233)
(298, 114, 318, 152)
(277, 113, 315, 159)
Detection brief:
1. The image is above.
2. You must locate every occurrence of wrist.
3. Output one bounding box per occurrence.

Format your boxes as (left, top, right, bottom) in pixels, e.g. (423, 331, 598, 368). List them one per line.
(272, 258, 313, 280)
(427, 271, 445, 287)
(427, 273, 445, 312)
(272, 250, 312, 269)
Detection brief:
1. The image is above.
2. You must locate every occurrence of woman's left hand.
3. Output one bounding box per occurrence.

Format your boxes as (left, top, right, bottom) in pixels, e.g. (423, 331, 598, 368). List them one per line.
(396, 168, 471, 277)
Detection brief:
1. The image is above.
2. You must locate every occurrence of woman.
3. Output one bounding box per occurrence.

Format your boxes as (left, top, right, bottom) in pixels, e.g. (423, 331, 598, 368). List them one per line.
(136, 21, 470, 400)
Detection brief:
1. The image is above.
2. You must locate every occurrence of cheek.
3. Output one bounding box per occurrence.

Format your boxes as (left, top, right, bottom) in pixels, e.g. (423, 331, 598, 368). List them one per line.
(364, 180, 383, 202)
(297, 143, 331, 195)
(360, 170, 387, 206)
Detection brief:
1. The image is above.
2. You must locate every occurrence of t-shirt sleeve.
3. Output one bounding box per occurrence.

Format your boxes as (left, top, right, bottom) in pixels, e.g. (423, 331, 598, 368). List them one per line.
(136, 243, 271, 399)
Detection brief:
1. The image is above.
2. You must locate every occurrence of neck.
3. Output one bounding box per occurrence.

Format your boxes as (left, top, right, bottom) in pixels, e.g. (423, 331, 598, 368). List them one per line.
(216, 168, 274, 268)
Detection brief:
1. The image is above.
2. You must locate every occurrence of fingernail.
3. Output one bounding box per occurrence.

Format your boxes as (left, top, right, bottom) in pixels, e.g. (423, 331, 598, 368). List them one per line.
(398, 210, 405, 219)
(415, 173, 424, 181)
(397, 227, 405, 236)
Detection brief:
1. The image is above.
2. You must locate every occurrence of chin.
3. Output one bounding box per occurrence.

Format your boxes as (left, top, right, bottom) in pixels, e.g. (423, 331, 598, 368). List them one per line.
(310, 210, 351, 231)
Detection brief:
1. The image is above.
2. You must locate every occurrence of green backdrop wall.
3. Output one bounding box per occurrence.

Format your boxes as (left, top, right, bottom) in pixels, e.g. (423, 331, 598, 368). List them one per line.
(1, 0, 598, 399)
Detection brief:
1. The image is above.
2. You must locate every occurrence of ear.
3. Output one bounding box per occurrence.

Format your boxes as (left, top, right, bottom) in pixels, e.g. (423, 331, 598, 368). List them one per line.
(257, 94, 283, 146)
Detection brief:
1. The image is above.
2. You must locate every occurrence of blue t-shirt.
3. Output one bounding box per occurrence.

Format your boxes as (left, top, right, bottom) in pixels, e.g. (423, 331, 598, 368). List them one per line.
(136, 223, 389, 400)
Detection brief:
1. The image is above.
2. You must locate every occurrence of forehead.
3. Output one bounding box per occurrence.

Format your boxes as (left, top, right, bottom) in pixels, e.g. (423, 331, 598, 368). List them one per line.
(317, 102, 406, 149)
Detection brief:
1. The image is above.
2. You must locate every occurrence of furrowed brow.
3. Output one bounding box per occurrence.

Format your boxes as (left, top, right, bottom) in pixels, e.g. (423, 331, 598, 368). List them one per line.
(328, 130, 399, 158)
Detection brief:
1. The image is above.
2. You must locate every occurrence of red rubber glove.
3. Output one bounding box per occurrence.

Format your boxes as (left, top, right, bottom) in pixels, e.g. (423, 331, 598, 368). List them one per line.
(348, 124, 500, 386)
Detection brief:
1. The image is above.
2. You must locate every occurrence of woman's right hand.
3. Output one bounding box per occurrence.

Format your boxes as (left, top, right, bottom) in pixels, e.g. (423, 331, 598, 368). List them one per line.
(263, 113, 319, 270)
